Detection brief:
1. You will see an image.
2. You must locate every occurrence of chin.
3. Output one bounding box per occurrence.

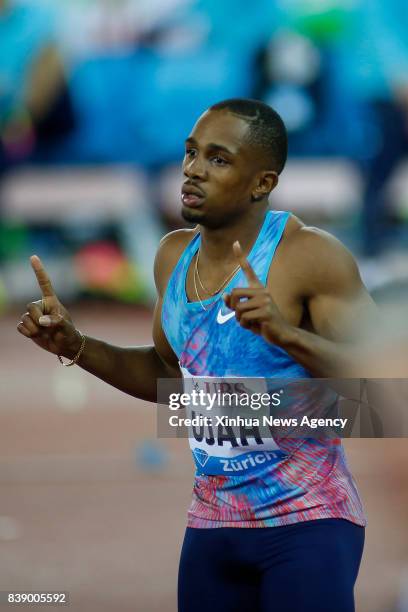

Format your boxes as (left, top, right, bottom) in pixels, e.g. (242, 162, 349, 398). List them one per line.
(181, 206, 205, 224)
(181, 206, 226, 229)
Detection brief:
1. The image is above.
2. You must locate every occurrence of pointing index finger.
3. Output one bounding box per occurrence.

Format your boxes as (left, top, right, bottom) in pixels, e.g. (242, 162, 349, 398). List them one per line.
(30, 255, 56, 298)
(233, 241, 263, 287)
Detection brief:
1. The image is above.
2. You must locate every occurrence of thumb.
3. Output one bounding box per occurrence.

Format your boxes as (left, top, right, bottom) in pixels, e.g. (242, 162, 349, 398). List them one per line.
(38, 314, 64, 328)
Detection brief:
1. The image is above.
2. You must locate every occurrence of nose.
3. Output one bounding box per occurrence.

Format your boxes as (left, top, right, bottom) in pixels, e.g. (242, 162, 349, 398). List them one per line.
(183, 153, 207, 181)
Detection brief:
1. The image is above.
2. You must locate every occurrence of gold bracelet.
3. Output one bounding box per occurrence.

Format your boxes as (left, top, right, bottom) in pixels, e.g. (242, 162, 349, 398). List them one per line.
(58, 332, 86, 367)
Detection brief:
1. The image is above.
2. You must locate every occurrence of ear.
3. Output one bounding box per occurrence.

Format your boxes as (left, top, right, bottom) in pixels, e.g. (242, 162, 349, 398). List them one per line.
(251, 171, 279, 202)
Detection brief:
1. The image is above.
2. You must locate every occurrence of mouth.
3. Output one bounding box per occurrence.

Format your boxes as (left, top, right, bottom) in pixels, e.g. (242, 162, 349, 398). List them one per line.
(181, 183, 206, 208)
(181, 193, 205, 208)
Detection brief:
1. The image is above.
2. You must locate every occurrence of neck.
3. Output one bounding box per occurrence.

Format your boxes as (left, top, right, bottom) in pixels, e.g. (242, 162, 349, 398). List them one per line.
(199, 205, 268, 263)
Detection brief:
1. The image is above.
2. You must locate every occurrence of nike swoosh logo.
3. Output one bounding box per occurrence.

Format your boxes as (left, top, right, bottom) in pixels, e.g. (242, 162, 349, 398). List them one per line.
(216, 309, 236, 324)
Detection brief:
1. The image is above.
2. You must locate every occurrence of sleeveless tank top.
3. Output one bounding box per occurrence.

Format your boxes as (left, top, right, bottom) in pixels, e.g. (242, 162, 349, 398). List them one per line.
(162, 211, 366, 528)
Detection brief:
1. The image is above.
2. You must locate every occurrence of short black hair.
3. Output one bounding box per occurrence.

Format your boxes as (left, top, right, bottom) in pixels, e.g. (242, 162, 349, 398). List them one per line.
(209, 98, 287, 174)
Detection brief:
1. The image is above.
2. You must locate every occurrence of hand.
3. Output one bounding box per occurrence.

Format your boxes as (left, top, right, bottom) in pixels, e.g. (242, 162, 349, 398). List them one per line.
(223, 241, 292, 345)
(17, 255, 82, 358)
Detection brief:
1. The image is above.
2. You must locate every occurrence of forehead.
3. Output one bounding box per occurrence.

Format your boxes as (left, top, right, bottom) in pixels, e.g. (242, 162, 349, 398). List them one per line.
(187, 110, 250, 153)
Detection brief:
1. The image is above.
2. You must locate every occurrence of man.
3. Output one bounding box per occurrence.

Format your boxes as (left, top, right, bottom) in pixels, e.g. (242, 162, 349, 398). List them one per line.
(18, 99, 376, 612)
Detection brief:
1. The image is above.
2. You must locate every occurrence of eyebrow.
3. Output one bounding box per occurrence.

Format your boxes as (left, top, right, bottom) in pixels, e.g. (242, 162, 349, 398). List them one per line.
(185, 137, 235, 156)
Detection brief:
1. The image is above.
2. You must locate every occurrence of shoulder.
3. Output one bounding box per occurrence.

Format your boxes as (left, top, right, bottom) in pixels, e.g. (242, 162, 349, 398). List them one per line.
(278, 215, 362, 297)
(282, 217, 358, 267)
(154, 227, 197, 297)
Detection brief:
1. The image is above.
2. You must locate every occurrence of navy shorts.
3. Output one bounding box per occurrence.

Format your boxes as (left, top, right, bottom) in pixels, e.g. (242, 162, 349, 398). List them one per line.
(178, 519, 364, 612)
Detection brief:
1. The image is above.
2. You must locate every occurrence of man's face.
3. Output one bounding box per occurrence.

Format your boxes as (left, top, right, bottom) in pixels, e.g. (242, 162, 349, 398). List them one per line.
(181, 109, 262, 228)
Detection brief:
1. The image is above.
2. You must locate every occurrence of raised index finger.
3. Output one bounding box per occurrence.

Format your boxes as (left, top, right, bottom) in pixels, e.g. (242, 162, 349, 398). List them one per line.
(30, 255, 56, 297)
(233, 241, 263, 288)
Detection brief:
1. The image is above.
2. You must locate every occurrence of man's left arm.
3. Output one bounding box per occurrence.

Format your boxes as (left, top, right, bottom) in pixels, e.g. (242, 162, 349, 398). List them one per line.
(277, 228, 378, 376)
(225, 229, 379, 377)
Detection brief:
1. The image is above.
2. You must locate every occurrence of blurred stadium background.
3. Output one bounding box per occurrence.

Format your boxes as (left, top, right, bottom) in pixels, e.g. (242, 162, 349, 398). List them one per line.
(1, 0, 407, 610)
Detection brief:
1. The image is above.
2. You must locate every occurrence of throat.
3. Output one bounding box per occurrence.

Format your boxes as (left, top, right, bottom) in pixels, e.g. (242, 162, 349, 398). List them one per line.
(186, 252, 239, 304)
(195, 252, 239, 296)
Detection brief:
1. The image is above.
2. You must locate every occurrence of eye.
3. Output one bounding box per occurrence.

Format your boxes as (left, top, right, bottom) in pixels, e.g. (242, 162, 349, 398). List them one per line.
(211, 155, 228, 166)
(185, 148, 197, 158)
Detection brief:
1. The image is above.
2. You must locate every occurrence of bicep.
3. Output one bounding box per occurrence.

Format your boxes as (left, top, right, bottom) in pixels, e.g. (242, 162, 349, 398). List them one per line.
(301, 233, 379, 342)
(308, 286, 378, 342)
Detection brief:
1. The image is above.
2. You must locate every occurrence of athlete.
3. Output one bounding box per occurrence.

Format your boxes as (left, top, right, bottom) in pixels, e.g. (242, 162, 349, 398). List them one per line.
(18, 99, 377, 612)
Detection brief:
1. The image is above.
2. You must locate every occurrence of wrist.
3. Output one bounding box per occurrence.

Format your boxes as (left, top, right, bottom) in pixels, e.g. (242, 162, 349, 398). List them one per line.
(64, 331, 85, 360)
(270, 323, 299, 349)
(58, 331, 86, 367)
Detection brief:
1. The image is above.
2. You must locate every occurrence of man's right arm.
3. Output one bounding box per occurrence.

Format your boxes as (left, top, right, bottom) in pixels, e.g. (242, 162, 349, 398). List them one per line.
(63, 300, 180, 403)
(17, 230, 192, 403)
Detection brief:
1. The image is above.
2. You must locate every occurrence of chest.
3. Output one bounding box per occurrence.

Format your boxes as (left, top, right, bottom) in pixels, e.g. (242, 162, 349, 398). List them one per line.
(185, 257, 304, 329)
